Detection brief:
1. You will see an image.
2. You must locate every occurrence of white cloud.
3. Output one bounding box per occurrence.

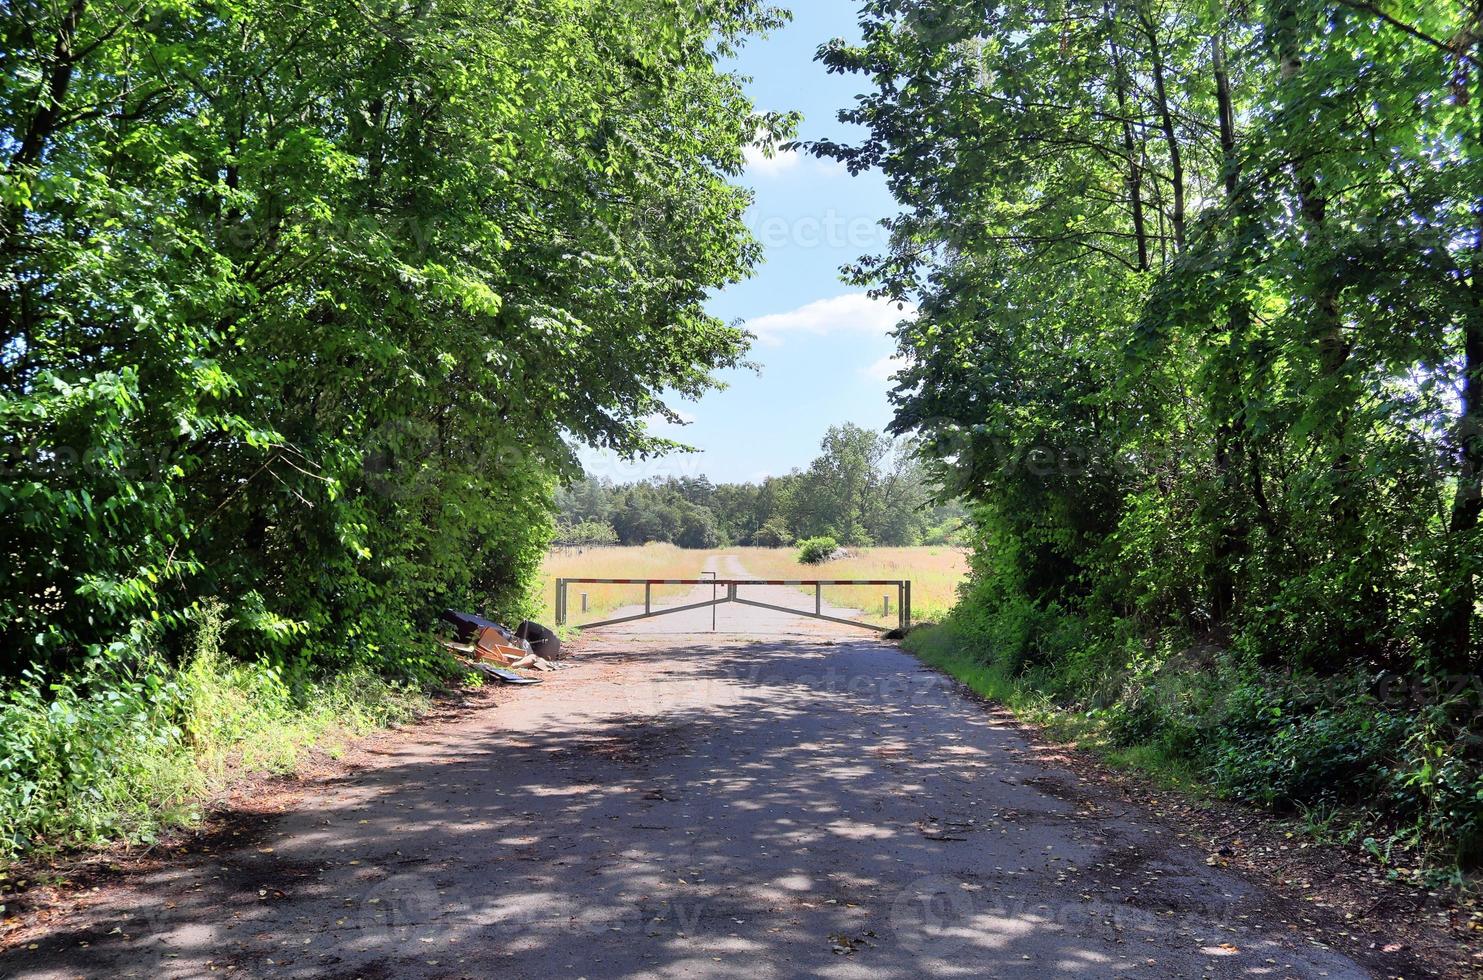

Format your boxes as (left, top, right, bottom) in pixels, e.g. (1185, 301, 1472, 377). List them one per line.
(747, 293, 915, 347)
(645, 408, 697, 429)
(743, 143, 802, 178)
(741, 146, 848, 180)
(863, 353, 905, 381)
(812, 156, 850, 178)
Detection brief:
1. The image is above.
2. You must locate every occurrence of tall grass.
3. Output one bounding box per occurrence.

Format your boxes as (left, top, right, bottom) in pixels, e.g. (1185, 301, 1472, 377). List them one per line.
(902, 622, 1201, 791)
(537, 545, 968, 629)
(0, 605, 427, 863)
(729, 546, 969, 625)
(536, 543, 714, 625)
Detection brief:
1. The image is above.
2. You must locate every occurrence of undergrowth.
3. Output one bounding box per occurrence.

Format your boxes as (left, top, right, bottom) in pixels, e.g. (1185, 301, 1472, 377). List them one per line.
(905, 612, 1483, 883)
(0, 604, 431, 864)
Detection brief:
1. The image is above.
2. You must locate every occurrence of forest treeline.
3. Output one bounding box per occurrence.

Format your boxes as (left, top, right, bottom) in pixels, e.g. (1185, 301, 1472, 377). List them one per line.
(817, 0, 1481, 864)
(0, 0, 788, 856)
(556, 423, 967, 548)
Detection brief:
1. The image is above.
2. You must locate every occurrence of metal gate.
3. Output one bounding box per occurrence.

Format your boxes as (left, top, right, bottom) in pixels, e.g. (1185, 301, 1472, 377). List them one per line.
(554, 578, 912, 632)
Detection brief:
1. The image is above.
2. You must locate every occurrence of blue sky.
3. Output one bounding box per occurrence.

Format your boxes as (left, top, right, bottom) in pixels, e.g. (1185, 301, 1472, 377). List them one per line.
(582, 2, 908, 486)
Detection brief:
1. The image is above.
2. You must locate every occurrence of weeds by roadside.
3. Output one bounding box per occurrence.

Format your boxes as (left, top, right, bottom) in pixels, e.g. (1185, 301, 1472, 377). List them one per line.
(904, 618, 1482, 890)
(0, 604, 430, 866)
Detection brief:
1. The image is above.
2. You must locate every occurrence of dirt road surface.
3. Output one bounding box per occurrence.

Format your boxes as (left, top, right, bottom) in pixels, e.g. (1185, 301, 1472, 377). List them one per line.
(2, 561, 1378, 978)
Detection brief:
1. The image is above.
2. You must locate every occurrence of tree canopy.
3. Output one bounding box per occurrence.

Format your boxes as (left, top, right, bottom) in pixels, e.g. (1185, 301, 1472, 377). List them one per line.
(814, 0, 1481, 860)
(814, 0, 1479, 672)
(1, 0, 792, 676)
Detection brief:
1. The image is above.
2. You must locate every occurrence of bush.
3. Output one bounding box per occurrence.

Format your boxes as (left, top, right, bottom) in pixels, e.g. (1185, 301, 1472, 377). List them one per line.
(1206, 691, 1410, 811)
(797, 536, 839, 565)
(0, 605, 429, 862)
(917, 560, 1483, 866)
(1393, 703, 1483, 866)
(0, 655, 199, 857)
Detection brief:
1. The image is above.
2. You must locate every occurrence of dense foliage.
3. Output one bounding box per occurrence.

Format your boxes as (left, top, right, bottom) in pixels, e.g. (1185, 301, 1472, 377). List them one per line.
(0, 604, 423, 855)
(555, 423, 967, 547)
(818, 0, 1482, 863)
(0, 0, 791, 857)
(1, 0, 789, 680)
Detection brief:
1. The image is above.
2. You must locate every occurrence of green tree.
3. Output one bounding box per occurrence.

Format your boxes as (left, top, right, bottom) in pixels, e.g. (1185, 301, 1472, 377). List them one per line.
(751, 517, 793, 547)
(814, 0, 1483, 859)
(0, 0, 791, 675)
(814, 0, 1480, 670)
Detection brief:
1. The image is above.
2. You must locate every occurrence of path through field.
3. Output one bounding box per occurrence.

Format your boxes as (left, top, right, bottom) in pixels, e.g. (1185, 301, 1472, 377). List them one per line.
(1, 560, 1376, 978)
(584, 554, 873, 636)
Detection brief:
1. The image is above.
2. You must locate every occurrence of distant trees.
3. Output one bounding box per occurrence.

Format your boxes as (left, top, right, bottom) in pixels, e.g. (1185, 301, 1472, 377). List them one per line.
(556, 424, 968, 547)
(554, 522, 619, 549)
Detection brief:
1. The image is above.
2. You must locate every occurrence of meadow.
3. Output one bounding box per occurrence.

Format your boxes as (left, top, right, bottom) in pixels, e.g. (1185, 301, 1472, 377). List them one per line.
(538, 544, 968, 629)
(729, 546, 968, 626)
(535, 544, 715, 626)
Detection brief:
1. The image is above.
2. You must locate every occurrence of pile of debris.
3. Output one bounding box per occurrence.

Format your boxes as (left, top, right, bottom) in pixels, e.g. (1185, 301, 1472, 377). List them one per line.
(438, 610, 562, 686)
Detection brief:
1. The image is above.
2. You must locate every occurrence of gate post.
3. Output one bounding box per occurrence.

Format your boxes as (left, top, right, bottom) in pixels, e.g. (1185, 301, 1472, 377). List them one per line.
(556, 578, 566, 626)
(902, 581, 912, 629)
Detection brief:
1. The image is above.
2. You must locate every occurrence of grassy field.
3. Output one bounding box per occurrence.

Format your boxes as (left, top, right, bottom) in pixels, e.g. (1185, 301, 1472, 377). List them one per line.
(536, 543, 715, 626)
(729, 546, 968, 626)
(537, 544, 967, 629)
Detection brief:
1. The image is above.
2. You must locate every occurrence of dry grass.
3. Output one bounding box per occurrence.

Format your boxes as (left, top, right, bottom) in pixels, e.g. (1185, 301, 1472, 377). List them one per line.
(728, 546, 968, 626)
(536, 543, 713, 626)
(536, 544, 967, 629)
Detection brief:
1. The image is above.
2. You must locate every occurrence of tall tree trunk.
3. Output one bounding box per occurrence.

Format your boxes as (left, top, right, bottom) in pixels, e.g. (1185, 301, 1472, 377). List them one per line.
(1209, 28, 1251, 623)
(1213, 32, 1238, 200)
(1107, 12, 1150, 271)
(1274, 0, 1363, 667)
(1277, 0, 1349, 396)
(1442, 30, 1482, 669)
(1141, 3, 1187, 248)
(0, 0, 89, 368)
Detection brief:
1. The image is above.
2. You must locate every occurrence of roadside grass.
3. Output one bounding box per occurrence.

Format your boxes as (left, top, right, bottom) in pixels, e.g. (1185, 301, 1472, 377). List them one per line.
(903, 621, 1202, 793)
(903, 618, 1483, 899)
(0, 605, 429, 866)
(729, 546, 969, 626)
(536, 543, 713, 627)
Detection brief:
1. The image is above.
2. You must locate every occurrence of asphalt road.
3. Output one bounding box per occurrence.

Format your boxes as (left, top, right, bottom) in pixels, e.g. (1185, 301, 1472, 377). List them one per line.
(1, 563, 1371, 979)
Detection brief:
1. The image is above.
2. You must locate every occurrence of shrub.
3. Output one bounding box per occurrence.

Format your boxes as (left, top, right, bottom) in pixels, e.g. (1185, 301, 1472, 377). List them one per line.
(557, 521, 619, 547)
(0, 655, 199, 857)
(797, 536, 839, 565)
(1206, 695, 1410, 811)
(1393, 703, 1483, 866)
(0, 605, 428, 862)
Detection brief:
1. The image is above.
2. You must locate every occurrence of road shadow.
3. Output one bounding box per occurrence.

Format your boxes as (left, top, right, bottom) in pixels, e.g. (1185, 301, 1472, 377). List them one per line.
(0, 636, 1376, 979)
